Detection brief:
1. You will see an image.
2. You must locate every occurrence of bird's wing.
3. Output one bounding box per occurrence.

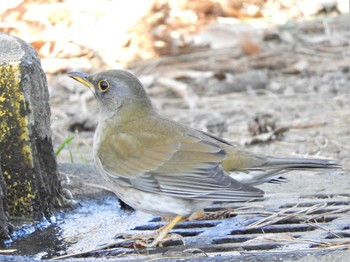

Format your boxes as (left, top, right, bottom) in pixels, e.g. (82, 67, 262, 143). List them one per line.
(96, 115, 263, 201)
(197, 130, 340, 186)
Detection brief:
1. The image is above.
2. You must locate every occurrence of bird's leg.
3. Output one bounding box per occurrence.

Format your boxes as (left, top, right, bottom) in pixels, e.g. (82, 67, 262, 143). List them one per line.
(137, 214, 185, 247)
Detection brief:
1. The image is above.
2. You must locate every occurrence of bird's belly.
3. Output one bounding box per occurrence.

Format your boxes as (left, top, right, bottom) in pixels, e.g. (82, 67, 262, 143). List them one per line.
(112, 185, 211, 217)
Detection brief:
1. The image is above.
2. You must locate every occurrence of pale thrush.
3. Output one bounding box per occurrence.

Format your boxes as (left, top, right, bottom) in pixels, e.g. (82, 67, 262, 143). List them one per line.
(68, 70, 339, 247)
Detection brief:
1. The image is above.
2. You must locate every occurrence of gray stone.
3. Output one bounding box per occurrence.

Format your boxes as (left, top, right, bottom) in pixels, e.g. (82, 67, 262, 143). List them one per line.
(0, 33, 65, 241)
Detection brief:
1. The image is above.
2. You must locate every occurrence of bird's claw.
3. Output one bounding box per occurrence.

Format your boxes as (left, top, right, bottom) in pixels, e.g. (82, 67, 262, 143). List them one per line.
(135, 233, 185, 248)
(116, 232, 184, 248)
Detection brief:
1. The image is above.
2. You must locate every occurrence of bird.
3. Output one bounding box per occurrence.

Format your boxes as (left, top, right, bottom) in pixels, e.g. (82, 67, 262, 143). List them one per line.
(68, 69, 339, 247)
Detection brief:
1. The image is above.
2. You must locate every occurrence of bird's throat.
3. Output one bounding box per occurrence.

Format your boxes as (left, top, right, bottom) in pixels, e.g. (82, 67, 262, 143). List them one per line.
(101, 99, 154, 125)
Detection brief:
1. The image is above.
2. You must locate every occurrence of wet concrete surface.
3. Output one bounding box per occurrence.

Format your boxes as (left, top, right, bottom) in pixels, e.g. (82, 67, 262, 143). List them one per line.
(2, 192, 152, 260)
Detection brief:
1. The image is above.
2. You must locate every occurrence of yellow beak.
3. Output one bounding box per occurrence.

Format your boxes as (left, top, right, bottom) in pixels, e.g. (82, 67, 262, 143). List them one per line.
(67, 72, 94, 88)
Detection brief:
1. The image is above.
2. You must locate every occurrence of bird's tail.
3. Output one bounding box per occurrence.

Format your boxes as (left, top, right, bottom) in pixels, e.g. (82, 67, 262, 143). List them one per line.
(229, 156, 341, 186)
(262, 156, 340, 170)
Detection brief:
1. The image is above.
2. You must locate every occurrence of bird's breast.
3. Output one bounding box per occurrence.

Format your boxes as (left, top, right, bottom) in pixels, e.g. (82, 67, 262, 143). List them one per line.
(111, 184, 211, 217)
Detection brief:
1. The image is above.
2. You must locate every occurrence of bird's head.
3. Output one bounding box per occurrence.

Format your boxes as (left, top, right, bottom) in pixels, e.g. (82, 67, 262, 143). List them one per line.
(68, 70, 153, 120)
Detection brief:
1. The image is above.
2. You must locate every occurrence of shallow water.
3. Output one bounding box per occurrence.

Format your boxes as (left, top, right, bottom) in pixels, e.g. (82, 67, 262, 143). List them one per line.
(3, 194, 151, 260)
(5, 220, 66, 259)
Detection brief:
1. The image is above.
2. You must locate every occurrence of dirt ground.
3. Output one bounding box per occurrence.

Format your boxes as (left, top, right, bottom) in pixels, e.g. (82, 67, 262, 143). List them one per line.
(51, 14, 349, 173)
(46, 14, 350, 261)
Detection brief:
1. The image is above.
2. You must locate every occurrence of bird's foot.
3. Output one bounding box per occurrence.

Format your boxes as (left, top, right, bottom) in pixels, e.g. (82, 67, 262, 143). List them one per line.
(116, 215, 186, 248)
(116, 232, 154, 241)
(135, 233, 184, 248)
(190, 208, 234, 220)
(116, 232, 184, 248)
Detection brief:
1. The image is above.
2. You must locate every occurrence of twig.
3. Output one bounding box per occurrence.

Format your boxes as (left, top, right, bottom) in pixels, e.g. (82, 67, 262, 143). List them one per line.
(303, 221, 344, 239)
(0, 249, 17, 253)
(247, 203, 328, 229)
(304, 206, 350, 222)
(51, 240, 129, 260)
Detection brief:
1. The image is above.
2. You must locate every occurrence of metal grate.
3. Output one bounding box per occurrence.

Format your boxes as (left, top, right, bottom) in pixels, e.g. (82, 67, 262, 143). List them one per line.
(84, 193, 350, 259)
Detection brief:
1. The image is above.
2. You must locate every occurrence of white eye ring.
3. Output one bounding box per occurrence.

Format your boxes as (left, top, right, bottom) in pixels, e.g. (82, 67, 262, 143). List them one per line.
(98, 80, 109, 92)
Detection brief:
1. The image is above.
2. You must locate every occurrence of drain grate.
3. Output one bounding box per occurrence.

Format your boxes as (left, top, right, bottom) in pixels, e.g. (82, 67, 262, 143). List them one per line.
(85, 193, 350, 259)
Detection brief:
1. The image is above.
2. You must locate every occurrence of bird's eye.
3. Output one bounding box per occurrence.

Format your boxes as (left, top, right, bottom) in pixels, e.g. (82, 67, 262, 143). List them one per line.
(98, 80, 110, 92)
